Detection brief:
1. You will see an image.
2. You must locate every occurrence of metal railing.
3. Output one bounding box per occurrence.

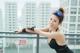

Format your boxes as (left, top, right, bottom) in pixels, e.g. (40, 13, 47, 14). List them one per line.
(0, 32, 80, 53)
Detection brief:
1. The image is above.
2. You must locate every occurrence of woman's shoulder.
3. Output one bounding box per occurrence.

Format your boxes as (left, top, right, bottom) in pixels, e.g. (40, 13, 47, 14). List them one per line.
(58, 31, 64, 35)
(52, 31, 65, 38)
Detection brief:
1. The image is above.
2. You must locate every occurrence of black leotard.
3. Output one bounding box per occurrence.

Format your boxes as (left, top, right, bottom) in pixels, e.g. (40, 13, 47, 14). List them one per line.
(49, 39, 73, 53)
(22, 28, 26, 32)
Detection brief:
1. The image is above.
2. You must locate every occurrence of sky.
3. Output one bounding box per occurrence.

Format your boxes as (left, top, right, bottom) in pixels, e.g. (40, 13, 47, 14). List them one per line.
(0, 0, 60, 10)
(0, 0, 60, 18)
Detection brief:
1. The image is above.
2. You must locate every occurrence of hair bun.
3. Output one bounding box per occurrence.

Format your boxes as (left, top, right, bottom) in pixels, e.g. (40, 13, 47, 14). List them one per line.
(59, 8, 64, 14)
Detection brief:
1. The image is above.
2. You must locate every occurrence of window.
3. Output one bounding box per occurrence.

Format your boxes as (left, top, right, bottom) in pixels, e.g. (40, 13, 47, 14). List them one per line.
(64, 0, 69, 6)
(76, 39, 80, 45)
(71, 0, 77, 6)
(63, 23, 68, 29)
(68, 39, 75, 45)
(78, 8, 80, 14)
(9, 19, 11, 21)
(78, 16, 80, 22)
(70, 16, 76, 22)
(69, 24, 75, 33)
(64, 16, 68, 22)
(70, 8, 77, 14)
(77, 24, 80, 31)
(79, 0, 80, 6)
(65, 8, 69, 14)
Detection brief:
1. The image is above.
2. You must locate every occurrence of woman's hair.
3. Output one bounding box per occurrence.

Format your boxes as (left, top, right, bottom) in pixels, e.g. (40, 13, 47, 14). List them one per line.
(53, 8, 64, 24)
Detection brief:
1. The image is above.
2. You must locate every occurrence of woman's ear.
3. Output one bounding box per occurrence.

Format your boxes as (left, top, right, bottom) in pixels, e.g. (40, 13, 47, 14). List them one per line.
(58, 23, 62, 27)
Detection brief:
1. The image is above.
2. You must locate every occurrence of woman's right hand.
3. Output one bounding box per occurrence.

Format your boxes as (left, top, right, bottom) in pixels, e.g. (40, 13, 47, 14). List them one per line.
(15, 28, 36, 34)
(15, 28, 23, 33)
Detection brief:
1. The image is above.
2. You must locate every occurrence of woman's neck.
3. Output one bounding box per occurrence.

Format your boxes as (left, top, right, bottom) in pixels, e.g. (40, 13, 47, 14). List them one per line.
(49, 27, 58, 32)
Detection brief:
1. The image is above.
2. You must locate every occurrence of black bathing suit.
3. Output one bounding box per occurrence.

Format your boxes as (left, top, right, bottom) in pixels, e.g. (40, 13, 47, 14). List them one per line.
(49, 39, 73, 53)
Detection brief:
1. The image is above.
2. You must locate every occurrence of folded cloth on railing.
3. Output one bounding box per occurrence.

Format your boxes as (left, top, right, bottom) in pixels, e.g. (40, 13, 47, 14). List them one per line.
(22, 28, 26, 32)
(15, 26, 36, 34)
(15, 30, 34, 34)
(27, 26, 36, 31)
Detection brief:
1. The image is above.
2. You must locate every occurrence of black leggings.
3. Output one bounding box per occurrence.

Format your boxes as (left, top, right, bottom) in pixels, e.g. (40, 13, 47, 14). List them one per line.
(57, 50, 73, 53)
(57, 47, 73, 53)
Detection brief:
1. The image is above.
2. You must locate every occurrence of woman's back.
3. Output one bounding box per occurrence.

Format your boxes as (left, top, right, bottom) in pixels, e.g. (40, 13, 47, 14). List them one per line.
(48, 30, 66, 46)
(48, 39, 73, 53)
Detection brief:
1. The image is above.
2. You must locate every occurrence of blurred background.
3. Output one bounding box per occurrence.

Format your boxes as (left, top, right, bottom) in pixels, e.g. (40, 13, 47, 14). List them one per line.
(0, 0, 80, 53)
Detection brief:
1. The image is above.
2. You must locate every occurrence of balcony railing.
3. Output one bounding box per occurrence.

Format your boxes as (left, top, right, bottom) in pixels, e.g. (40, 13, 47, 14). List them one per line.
(0, 32, 80, 53)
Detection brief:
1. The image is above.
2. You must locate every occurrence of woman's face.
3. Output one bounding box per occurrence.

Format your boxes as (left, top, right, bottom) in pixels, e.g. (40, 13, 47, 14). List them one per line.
(49, 15, 60, 29)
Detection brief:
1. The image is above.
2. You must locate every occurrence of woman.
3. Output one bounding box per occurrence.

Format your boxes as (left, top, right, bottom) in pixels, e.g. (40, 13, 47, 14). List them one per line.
(16, 8, 73, 53)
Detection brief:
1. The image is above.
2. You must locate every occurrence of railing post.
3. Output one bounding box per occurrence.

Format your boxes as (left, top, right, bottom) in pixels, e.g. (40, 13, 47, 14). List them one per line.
(36, 34, 39, 53)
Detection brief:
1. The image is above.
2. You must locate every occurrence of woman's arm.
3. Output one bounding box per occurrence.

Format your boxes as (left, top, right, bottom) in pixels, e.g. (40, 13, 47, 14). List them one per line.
(34, 29, 65, 40)
(16, 27, 52, 38)
(23, 28, 49, 34)
(16, 27, 64, 40)
(38, 27, 49, 32)
(16, 27, 49, 33)
(31, 28, 54, 38)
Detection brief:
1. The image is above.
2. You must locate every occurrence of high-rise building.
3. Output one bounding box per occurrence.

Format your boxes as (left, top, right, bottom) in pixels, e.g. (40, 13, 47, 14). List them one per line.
(5, 2, 17, 32)
(4, 2, 17, 48)
(61, 0, 80, 34)
(60, 0, 80, 50)
(21, 2, 36, 28)
(36, 2, 51, 28)
(0, 9, 3, 32)
(20, 1, 51, 28)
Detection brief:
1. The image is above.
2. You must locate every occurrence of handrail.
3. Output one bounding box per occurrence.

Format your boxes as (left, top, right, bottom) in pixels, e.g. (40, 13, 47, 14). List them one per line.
(0, 32, 80, 53)
(0, 32, 80, 39)
(0, 32, 80, 35)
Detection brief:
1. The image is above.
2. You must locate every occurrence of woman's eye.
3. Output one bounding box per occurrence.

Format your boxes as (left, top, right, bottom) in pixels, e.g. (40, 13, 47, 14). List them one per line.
(53, 19, 56, 22)
(50, 18, 52, 20)
(54, 20, 56, 22)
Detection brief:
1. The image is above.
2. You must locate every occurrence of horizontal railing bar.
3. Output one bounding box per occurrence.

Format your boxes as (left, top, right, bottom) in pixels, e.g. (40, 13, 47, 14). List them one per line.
(0, 35, 80, 39)
(0, 32, 80, 39)
(0, 32, 80, 35)
(0, 32, 36, 34)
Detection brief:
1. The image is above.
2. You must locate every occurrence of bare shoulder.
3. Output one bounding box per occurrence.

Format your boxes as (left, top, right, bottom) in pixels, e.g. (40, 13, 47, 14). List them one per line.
(57, 31, 64, 36)
(52, 31, 65, 39)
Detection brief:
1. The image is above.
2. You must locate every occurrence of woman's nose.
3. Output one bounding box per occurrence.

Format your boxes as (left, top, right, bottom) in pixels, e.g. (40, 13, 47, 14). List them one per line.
(50, 21, 53, 24)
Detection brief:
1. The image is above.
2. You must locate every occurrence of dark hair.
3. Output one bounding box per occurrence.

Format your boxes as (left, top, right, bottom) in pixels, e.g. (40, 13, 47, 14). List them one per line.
(53, 8, 64, 24)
